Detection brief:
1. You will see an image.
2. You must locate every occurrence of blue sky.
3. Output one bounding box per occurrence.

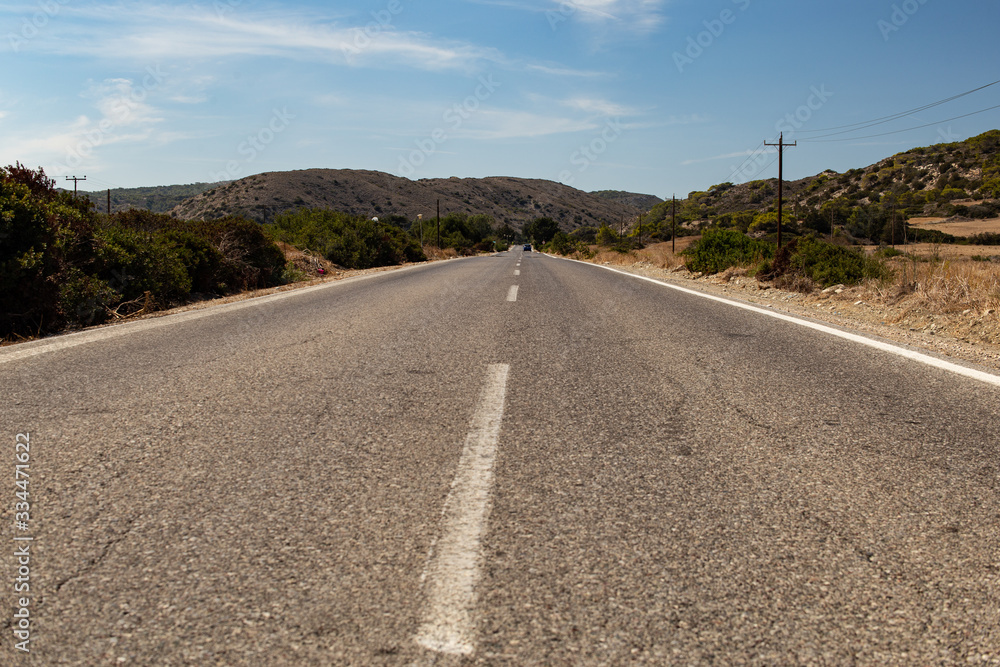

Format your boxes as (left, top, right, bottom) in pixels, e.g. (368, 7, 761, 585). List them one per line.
(1, 0, 998, 198)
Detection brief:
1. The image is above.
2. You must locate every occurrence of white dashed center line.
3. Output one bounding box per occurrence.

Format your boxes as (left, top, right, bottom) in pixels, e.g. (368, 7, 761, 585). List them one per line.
(507, 286, 519, 302)
(415, 363, 511, 656)
(514, 270, 520, 276)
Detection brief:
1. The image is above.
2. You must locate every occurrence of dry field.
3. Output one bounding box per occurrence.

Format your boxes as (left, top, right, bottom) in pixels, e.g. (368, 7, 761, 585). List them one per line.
(908, 215, 1000, 238)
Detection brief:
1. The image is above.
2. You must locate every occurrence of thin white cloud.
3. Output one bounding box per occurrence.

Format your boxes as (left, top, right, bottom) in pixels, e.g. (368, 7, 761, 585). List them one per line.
(7, 3, 503, 72)
(465, 0, 665, 36)
(0, 77, 173, 175)
(526, 64, 604, 78)
(454, 109, 598, 140)
(563, 97, 639, 117)
(549, 0, 666, 34)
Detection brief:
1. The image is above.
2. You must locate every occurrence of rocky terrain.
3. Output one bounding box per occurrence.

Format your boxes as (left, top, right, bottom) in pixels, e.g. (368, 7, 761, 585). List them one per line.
(169, 169, 650, 230)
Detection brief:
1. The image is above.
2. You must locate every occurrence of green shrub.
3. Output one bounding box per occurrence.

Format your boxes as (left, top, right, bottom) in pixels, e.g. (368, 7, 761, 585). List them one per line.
(93, 225, 192, 301)
(595, 224, 618, 246)
(875, 246, 905, 259)
(787, 236, 889, 287)
(271, 209, 425, 269)
(908, 227, 958, 244)
(58, 269, 121, 326)
(969, 232, 1000, 245)
(682, 228, 773, 274)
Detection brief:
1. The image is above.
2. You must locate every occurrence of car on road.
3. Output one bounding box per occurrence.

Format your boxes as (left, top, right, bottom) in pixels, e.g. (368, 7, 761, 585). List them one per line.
(523, 244, 531, 251)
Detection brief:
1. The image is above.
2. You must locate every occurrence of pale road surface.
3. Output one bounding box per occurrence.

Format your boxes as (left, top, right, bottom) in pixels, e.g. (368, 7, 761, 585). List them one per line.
(1, 249, 998, 665)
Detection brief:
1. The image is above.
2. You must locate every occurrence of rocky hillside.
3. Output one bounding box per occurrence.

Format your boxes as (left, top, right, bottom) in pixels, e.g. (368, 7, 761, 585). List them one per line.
(646, 130, 1000, 228)
(170, 170, 650, 230)
(77, 183, 216, 214)
(591, 190, 663, 211)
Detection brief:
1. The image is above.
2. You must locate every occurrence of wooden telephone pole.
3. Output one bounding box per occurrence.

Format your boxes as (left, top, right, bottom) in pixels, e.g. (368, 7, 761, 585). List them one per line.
(671, 195, 677, 254)
(764, 134, 795, 249)
(65, 175, 87, 197)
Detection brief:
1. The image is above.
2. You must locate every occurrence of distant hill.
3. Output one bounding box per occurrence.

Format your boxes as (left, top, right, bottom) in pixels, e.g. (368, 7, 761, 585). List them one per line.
(77, 183, 217, 214)
(169, 170, 650, 231)
(590, 190, 663, 211)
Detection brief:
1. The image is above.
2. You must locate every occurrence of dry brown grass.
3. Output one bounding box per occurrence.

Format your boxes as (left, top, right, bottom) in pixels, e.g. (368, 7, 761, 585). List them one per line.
(421, 246, 461, 260)
(898, 243, 1000, 261)
(869, 257, 1000, 316)
(588, 239, 697, 269)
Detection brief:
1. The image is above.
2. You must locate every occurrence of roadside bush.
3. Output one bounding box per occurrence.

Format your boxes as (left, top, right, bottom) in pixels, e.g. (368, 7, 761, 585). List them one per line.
(58, 269, 122, 326)
(786, 236, 889, 287)
(595, 224, 618, 246)
(1, 164, 293, 338)
(546, 231, 595, 257)
(570, 226, 598, 244)
(92, 225, 192, 302)
(271, 209, 425, 269)
(682, 228, 773, 274)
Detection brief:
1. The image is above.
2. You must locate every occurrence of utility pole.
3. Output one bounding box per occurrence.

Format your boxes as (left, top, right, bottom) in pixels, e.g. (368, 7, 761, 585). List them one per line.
(637, 213, 642, 241)
(890, 197, 897, 249)
(436, 200, 441, 248)
(671, 195, 677, 254)
(764, 133, 795, 249)
(107, 189, 111, 215)
(65, 175, 86, 197)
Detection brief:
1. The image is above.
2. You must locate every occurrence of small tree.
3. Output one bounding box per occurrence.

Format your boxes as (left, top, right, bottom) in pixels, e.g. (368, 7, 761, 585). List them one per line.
(596, 224, 617, 246)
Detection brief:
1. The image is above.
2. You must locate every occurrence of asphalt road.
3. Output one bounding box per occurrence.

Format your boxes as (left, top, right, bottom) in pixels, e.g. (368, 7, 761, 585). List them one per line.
(2, 249, 998, 665)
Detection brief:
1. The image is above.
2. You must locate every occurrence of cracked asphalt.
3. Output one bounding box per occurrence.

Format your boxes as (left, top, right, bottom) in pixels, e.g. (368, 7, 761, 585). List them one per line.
(2, 249, 998, 665)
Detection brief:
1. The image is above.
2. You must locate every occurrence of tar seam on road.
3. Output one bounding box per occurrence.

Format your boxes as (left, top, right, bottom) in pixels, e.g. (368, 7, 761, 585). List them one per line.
(561, 257, 1000, 389)
(507, 286, 519, 302)
(415, 363, 511, 656)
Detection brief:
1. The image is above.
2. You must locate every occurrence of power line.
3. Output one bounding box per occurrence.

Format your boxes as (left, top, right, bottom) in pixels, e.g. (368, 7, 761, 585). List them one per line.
(800, 102, 1000, 143)
(722, 141, 771, 184)
(794, 78, 1000, 137)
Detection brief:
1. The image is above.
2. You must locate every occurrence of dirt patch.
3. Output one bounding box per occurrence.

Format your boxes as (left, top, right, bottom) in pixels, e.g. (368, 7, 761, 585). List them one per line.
(909, 216, 1000, 237)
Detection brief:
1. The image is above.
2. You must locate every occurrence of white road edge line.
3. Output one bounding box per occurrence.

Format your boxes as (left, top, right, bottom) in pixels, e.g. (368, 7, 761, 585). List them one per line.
(507, 285, 519, 302)
(415, 363, 511, 656)
(560, 257, 1000, 389)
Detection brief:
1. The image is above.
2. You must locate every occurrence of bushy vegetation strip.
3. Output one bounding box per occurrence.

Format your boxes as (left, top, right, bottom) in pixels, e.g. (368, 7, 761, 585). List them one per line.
(270, 209, 426, 269)
(2, 165, 287, 338)
(682, 229, 888, 288)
